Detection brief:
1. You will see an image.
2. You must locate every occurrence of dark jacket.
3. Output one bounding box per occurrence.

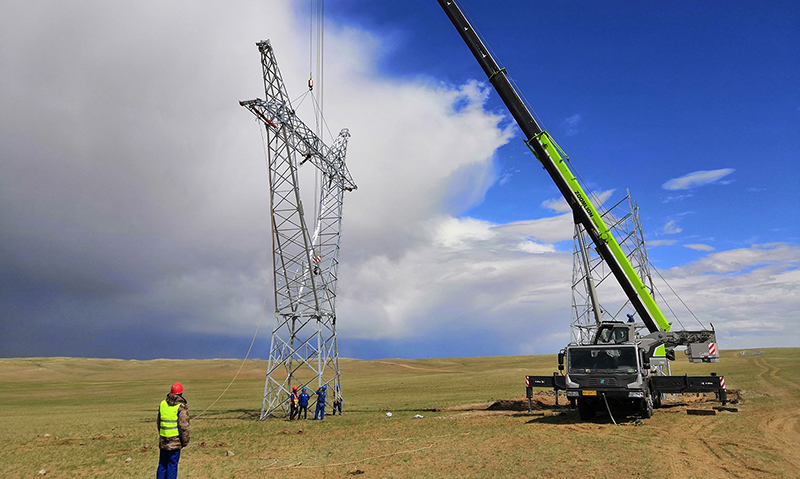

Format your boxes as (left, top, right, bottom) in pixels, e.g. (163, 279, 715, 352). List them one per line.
(299, 392, 310, 407)
(157, 393, 190, 451)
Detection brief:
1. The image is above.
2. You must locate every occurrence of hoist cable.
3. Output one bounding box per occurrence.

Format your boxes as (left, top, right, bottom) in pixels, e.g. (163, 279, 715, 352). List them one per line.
(310, 0, 325, 253)
(649, 260, 704, 329)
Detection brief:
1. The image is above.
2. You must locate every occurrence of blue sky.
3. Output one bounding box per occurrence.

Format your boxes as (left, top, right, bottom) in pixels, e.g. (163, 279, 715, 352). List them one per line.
(1, 0, 798, 360)
(332, 0, 799, 266)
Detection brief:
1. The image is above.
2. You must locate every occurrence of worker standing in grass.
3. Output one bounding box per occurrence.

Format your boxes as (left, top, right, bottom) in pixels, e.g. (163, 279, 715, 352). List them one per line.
(314, 384, 327, 420)
(157, 382, 190, 479)
(332, 384, 343, 415)
(298, 387, 310, 420)
(289, 386, 300, 420)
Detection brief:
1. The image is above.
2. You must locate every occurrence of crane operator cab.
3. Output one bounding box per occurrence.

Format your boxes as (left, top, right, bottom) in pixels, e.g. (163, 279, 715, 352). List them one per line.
(593, 322, 637, 345)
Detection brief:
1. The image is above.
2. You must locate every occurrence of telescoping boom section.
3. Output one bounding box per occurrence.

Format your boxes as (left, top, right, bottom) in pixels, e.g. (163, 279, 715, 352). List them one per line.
(438, 0, 672, 335)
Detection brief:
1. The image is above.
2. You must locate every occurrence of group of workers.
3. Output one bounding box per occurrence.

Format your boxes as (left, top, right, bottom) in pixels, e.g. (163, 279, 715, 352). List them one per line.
(288, 384, 343, 420)
(155, 381, 345, 478)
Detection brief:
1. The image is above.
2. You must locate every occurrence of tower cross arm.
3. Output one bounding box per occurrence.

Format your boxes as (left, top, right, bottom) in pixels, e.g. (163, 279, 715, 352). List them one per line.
(239, 99, 357, 192)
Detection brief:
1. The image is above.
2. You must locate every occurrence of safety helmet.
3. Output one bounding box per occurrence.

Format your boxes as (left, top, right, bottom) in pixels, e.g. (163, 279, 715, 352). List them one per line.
(302, 387, 306, 391)
(170, 382, 184, 395)
(322, 385, 327, 390)
(292, 386, 298, 391)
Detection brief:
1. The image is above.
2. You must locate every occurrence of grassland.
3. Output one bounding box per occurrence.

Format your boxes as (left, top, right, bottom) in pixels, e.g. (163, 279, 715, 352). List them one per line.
(1, 349, 799, 478)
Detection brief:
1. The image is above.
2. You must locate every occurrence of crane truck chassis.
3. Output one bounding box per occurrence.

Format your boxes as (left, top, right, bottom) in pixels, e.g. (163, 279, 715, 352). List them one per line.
(526, 322, 727, 419)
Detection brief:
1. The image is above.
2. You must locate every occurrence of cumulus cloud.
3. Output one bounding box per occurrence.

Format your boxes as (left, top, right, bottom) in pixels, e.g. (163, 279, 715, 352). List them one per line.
(662, 168, 735, 190)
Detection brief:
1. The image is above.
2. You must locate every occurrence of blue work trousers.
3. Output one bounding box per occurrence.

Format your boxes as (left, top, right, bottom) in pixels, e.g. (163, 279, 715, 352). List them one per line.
(315, 403, 325, 420)
(157, 449, 181, 479)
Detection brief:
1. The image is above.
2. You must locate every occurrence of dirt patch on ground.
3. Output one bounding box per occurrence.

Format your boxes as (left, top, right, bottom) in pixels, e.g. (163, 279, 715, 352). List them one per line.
(487, 391, 563, 411)
(441, 391, 563, 413)
(657, 389, 741, 415)
(450, 389, 742, 416)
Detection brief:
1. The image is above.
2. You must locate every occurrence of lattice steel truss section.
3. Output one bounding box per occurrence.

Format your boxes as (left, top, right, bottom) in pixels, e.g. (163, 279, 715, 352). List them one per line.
(571, 191, 653, 344)
(240, 40, 357, 420)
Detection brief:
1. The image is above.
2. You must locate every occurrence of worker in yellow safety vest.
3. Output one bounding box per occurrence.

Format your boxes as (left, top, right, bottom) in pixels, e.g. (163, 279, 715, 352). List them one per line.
(156, 382, 190, 479)
(289, 385, 300, 420)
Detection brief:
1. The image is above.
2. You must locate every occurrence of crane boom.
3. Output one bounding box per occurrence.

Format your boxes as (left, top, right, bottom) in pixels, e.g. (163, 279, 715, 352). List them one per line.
(438, 0, 670, 334)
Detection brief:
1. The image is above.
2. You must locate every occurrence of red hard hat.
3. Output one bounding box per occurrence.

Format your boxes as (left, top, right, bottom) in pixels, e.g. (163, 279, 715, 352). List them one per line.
(292, 386, 298, 391)
(171, 382, 184, 395)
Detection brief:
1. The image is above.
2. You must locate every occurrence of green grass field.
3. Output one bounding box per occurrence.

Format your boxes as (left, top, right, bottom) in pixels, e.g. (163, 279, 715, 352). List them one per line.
(1, 349, 799, 478)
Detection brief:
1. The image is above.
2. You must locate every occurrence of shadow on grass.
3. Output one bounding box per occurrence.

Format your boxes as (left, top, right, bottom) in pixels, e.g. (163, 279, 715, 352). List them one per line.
(520, 409, 646, 425)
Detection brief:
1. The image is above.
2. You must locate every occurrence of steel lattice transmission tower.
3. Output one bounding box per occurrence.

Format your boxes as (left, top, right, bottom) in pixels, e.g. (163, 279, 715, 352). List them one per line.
(240, 40, 357, 420)
(571, 191, 653, 344)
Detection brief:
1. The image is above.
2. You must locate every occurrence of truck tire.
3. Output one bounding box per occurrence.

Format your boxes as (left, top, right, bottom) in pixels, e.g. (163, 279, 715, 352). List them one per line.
(577, 398, 595, 420)
(640, 394, 654, 419)
(653, 391, 662, 409)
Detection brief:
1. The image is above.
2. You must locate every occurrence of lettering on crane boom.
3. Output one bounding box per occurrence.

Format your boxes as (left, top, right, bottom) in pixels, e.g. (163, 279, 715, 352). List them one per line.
(574, 190, 594, 218)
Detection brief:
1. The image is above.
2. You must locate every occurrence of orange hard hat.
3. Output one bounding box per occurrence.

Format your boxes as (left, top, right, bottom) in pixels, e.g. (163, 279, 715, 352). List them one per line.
(171, 382, 184, 395)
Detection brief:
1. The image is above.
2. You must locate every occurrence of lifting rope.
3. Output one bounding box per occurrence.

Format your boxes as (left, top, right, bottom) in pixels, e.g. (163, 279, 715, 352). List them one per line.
(309, 0, 325, 250)
(194, 281, 268, 419)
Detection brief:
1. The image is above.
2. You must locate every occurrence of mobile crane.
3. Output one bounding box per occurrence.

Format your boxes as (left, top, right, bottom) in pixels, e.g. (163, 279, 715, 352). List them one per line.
(438, 0, 727, 419)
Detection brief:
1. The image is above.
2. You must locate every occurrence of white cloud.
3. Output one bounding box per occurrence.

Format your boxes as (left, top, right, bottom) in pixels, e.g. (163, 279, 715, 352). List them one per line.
(663, 219, 683, 235)
(685, 243, 715, 252)
(494, 215, 574, 244)
(542, 197, 570, 213)
(662, 169, 735, 190)
(516, 241, 557, 254)
(433, 216, 496, 250)
(648, 239, 678, 247)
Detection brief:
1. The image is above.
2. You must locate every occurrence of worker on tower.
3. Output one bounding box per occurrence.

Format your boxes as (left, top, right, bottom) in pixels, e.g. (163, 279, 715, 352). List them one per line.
(332, 384, 343, 415)
(289, 386, 299, 420)
(298, 387, 310, 420)
(314, 384, 327, 420)
(156, 382, 190, 479)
